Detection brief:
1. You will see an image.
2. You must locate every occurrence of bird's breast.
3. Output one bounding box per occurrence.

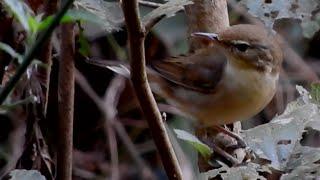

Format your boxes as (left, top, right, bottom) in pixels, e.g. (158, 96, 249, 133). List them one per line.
(173, 64, 279, 126)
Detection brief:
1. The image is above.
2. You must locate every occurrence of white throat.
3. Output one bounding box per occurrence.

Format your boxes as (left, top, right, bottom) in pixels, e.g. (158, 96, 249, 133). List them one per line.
(223, 61, 279, 90)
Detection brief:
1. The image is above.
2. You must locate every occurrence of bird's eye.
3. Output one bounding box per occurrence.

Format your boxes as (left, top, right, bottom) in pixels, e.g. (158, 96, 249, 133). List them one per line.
(233, 43, 250, 52)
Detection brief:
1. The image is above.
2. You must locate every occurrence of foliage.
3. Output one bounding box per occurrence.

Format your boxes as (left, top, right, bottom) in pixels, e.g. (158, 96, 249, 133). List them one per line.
(200, 162, 268, 180)
(142, 0, 193, 27)
(73, 0, 123, 32)
(242, 86, 320, 171)
(240, 0, 320, 38)
(8, 169, 46, 180)
(1, 0, 320, 179)
(174, 129, 213, 159)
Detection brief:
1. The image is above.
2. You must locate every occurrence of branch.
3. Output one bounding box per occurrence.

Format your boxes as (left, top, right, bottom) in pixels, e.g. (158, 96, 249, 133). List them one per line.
(121, 0, 183, 179)
(0, 0, 74, 105)
(138, 0, 162, 8)
(57, 22, 75, 180)
(74, 70, 154, 178)
(144, 14, 166, 33)
(37, 0, 59, 115)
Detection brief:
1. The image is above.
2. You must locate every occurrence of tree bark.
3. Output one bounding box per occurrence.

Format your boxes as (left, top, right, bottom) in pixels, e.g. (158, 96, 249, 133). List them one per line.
(57, 22, 75, 180)
(121, 0, 183, 179)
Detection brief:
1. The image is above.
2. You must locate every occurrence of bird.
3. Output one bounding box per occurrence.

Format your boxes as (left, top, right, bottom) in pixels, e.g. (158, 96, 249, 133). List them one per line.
(148, 24, 283, 127)
(86, 24, 283, 164)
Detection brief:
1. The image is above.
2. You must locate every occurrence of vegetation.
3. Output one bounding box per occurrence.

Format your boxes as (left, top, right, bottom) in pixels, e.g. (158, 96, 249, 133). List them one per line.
(0, 0, 320, 179)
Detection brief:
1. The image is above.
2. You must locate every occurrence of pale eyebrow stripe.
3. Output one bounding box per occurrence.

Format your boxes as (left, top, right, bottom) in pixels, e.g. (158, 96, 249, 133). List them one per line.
(230, 40, 251, 45)
(252, 44, 268, 49)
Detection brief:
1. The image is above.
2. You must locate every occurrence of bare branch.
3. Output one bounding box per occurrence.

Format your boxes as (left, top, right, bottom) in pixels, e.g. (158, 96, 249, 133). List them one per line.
(139, 0, 161, 8)
(74, 70, 154, 178)
(121, 0, 183, 179)
(37, 0, 58, 115)
(144, 14, 165, 33)
(57, 22, 75, 180)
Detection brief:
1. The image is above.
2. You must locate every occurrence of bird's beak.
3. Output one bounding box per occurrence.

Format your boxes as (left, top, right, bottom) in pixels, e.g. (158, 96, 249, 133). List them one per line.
(191, 32, 219, 41)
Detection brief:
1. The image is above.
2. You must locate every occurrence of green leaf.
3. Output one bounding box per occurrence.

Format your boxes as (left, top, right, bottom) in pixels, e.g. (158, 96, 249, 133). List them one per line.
(0, 42, 22, 62)
(174, 129, 213, 159)
(3, 0, 32, 32)
(78, 29, 90, 57)
(310, 82, 320, 105)
(28, 16, 41, 34)
(63, 9, 99, 24)
(37, 16, 54, 31)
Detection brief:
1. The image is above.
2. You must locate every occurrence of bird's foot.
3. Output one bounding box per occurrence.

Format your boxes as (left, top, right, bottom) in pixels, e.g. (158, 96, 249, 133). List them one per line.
(213, 125, 246, 148)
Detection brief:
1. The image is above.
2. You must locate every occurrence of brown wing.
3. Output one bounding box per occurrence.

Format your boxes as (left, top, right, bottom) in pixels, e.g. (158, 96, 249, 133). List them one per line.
(150, 48, 226, 93)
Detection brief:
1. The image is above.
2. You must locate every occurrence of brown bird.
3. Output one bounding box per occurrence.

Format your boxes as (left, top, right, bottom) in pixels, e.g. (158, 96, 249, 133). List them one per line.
(87, 24, 283, 164)
(149, 24, 282, 126)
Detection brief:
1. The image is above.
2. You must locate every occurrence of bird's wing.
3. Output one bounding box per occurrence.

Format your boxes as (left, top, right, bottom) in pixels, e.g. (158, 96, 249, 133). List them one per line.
(151, 48, 226, 93)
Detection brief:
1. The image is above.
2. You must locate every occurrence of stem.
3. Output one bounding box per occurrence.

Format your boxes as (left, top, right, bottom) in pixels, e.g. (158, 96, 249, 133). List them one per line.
(0, 0, 74, 105)
(74, 70, 154, 178)
(121, 0, 183, 179)
(37, 0, 59, 115)
(57, 22, 75, 180)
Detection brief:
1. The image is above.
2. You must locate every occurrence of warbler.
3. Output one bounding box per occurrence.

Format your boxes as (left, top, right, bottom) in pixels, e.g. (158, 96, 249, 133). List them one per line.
(87, 24, 282, 136)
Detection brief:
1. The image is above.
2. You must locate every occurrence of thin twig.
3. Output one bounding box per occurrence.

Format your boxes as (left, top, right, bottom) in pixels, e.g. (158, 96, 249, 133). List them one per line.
(103, 76, 125, 180)
(138, 0, 162, 8)
(0, 0, 75, 105)
(74, 70, 153, 178)
(144, 14, 166, 33)
(121, 0, 183, 179)
(106, 125, 118, 180)
(37, 0, 58, 115)
(57, 22, 75, 180)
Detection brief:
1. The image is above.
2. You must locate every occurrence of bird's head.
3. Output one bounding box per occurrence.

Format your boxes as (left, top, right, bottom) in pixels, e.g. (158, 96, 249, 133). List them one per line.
(192, 24, 283, 74)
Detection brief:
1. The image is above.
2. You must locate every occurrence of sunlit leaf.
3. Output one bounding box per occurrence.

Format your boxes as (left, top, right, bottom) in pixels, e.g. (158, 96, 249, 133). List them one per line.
(241, 86, 320, 171)
(28, 16, 40, 33)
(73, 0, 123, 32)
(239, 0, 320, 37)
(174, 129, 213, 159)
(142, 0, 193, 28)
(280, 163, 320, 180)
(3, 0, 33, 32)
(9, 169, 46, 180)
(0, 42, 22, 62)
(200, 162, 268, 180)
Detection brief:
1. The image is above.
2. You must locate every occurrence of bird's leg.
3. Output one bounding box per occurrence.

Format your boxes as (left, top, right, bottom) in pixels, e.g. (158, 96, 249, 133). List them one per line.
(209, 142, 242, 165)
(212, 125, 246, 148)
(196, 127, 243, 167)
